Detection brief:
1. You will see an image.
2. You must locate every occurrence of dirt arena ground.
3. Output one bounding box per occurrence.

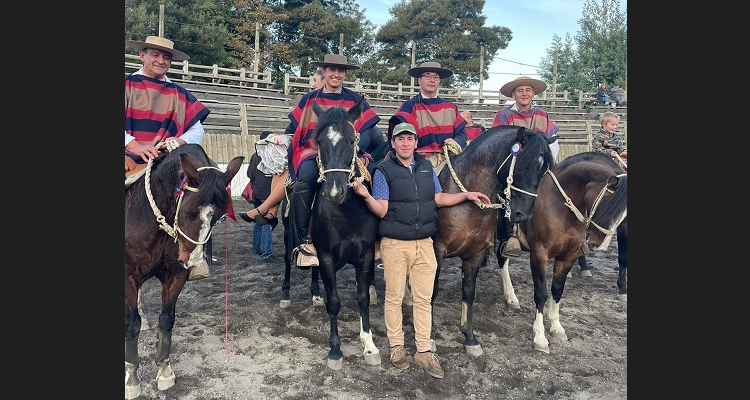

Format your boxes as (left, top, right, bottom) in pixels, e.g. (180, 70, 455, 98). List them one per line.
(133, 199, 627, 400)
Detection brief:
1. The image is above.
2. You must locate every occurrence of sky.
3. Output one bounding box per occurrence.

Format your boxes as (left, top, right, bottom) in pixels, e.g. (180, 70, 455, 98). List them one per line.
(354, 0, 627, 92)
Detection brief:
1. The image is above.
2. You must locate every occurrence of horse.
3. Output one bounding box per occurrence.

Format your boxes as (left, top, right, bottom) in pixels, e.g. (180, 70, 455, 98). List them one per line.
(494, 151, 627, 353)
(125, 144, 243, 399)
(432, 126, 557, 356)
(280, 98, 381, 370)
(279, 193, 324, 308)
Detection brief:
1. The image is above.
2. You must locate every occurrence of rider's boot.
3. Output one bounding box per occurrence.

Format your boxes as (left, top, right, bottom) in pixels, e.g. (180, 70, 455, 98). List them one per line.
(289, 181, 318, 267)
(499, 218, 522, 259)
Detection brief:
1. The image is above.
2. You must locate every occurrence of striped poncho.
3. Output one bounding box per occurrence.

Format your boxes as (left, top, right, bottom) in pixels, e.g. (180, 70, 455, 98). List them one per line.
(387, 94, 467, 154)
(286, 88, 380, 180)
(492, 104, 558, 138)
(125, 74, 210, 148)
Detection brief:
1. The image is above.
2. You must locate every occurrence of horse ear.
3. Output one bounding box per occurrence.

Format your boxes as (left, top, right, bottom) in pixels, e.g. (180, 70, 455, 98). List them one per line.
(224, 156, 245, 186)
(606, 175, 619, 190)
(180, 153, 200, 181)
(515, 127, 526, 142)
(313, 101, 324, 117)
(348, 98, 364, 122)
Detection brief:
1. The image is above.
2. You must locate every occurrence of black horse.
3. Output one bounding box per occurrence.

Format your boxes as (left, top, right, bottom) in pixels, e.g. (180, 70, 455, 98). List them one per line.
(283, 99, 381, 370)
(495, 151, 627, 353)
(125, 144, 243, 398)
(432, 126, 557, 356)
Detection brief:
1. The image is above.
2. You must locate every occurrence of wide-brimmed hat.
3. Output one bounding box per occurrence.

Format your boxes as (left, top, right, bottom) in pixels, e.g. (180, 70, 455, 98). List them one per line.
(311, 54, 360, 70)
(392, 122, 417, 137)
(125, 36, 190, 61)
(500, 76, 547, 97)
(408, 61, 453, 79)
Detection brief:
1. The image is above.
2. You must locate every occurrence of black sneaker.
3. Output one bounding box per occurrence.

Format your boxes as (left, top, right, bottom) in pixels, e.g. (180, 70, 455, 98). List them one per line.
(262, 255, 279, 263)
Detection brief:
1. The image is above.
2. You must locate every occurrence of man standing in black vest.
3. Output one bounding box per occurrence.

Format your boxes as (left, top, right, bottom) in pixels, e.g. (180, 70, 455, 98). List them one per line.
(353, 122, 490, 379)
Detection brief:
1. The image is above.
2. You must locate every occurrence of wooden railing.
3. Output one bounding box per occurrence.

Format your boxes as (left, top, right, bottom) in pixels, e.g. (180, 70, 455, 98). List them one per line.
(125, 54, 275, 89)
(284, 73, 570, 105)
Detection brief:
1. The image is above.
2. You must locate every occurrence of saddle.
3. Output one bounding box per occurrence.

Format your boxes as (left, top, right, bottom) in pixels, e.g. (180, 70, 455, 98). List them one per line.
(125, 156, 148, 188)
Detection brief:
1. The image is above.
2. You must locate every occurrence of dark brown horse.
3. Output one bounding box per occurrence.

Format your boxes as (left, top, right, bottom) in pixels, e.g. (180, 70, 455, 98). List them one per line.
(432, 126, 557, 356)
(495, 151, 627, 353)
(125, 144, 243, 399)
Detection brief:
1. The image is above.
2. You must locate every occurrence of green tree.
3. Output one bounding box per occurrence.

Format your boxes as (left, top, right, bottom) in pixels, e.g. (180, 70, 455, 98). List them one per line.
(367, 0, 511, 89)
(538, 0, 627, 103)
(125, 0, 231, 66)
(266, 0, 377, 88)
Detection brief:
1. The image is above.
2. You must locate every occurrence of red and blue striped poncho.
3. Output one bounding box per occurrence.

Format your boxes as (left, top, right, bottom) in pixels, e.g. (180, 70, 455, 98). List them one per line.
(387, 94, 467, 154)
(287, 88, 380, 180)
(125, 74, 210, 148)
(492, 104, 558, 137)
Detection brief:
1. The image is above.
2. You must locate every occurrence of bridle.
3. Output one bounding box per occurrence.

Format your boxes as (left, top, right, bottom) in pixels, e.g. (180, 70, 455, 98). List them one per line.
(548, 171, 628, 236)
(316, 121, 364, 187)
(144, 157, 223, 245)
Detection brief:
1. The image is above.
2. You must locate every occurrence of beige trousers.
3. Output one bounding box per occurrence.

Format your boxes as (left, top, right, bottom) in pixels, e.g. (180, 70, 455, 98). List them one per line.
(380, 236, 437, 352)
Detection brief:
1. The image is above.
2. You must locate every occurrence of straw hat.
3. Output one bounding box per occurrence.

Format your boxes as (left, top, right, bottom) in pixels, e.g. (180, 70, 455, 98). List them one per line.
(500, 76, 547, 97)
(408, 61, 453, 79)
(311, 54, 360, 70)
(125, 36, 190, 61)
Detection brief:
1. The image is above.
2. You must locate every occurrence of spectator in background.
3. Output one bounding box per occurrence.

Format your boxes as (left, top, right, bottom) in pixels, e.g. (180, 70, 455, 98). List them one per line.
(609, 83, 626, 107)
(388, 61, 468, 170)
(311, 68, 324, 90)
(241, 131, 278, 262)
(592, 111, 627, 166)
(597, 83, 610, 105)
(492, 76, 560, 260)
(460, 110, 486, 145)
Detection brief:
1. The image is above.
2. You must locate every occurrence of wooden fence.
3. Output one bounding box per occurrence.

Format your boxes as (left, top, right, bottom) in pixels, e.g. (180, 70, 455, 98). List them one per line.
(285, 74, 570, 106)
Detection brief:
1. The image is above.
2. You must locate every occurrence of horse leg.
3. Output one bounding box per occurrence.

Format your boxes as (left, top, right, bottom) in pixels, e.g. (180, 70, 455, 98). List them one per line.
(368, 254, 378, 306)
(311, 267, 324, 306)
(318, 260, 344, 370)
(548, 258, 573, 343)
(529, 252, 551, 353)
(578, 254, 592, 277)
(137, 289, 151, 330)
(125, 282, 143, 400)
(459, 254, 485, 356)
(616, 226, 627, 302)
(153, 277, 186, 391)
(356, 263, 380, 365)
(496, 252, 520, 309)
(281, 251, 292, 308)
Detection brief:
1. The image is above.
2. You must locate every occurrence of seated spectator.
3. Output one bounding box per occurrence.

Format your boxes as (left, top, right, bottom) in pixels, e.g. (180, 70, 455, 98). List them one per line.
(597, 83, 610, 105)
(460, 110, 486, 145)
(609, 83, 626, 107)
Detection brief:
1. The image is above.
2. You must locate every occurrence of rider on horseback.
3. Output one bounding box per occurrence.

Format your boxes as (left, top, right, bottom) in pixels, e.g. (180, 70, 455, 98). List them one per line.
(284, 54, 384, 267)
(492, 76, 560, 259)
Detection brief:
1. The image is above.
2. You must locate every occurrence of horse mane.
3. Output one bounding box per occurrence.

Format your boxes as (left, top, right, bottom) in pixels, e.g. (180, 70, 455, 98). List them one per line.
(453, 125, 553, 172)
(162, 144, 230, 211)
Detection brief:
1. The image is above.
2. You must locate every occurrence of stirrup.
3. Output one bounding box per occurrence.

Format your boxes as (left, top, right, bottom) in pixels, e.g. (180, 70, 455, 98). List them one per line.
(293, 243, 318, 267)
(500, 238, 521, 259)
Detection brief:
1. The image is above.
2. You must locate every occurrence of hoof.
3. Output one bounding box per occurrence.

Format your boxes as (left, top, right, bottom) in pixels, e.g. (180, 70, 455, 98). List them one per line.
(567, 271, 572, 278)
(533, 342, 550, 354)
(125, 384, 142, 400)
(327, 357, 343, 370)
(280, 299, 291, 309)
(508, 300, 521, 310)
(580, 269, 593, 277)
(465, 344, 483, 356)
(616, 293, 627, 303)
(550, 331, 568, 341)
(312, 296, 324, 306)
(156, 363, 176, 391)
(364, 352, 381, 366)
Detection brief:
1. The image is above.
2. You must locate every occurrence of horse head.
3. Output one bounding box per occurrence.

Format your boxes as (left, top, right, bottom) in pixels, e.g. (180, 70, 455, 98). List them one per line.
(171, 145, 244, 267)
(497, 127, 557, 223)
(312, 98, 364, 205)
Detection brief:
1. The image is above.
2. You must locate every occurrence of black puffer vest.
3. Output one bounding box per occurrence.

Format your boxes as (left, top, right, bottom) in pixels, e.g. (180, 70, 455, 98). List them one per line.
(376, 152, 437, 240)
